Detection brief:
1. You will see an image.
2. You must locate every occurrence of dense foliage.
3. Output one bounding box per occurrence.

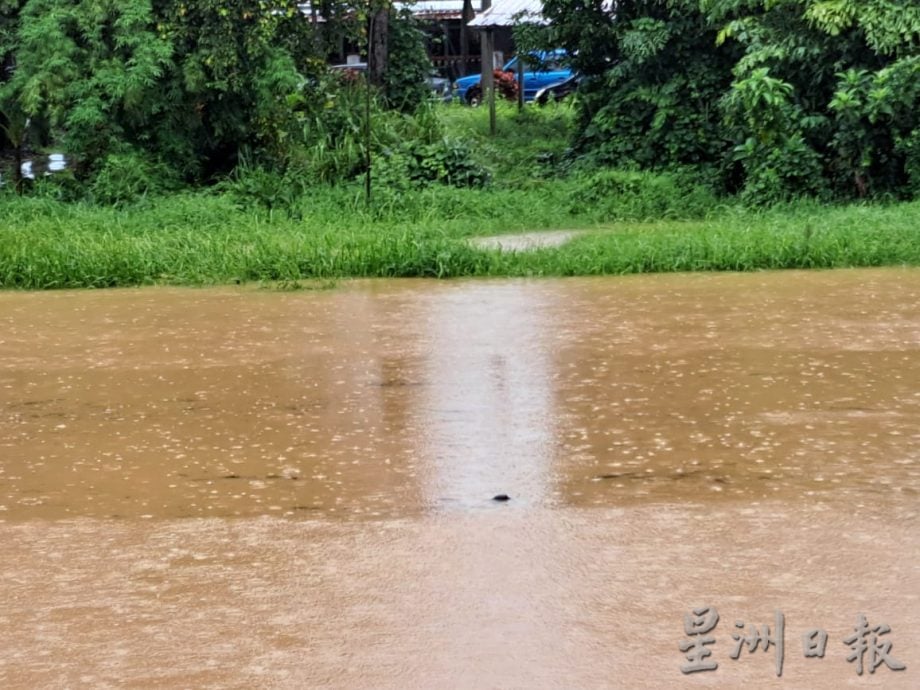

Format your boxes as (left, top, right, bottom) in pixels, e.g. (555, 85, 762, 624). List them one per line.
(538, 0, 920, 203)
(382, 8, 431, 112)
(3, 101, 920, 290)
(0, 0, 435, 192)
(4, 0, 920, 208)
(0, 0, 25, 151)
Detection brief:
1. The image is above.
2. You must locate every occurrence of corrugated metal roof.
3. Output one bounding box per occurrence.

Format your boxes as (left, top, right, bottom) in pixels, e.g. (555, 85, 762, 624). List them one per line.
(468, 0, 545, 27)
(297, 1, 485, 19)
(409, 1, 466, 12)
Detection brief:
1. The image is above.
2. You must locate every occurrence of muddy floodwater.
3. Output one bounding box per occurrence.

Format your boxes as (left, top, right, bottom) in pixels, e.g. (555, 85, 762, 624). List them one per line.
(1, 269, 918, 688)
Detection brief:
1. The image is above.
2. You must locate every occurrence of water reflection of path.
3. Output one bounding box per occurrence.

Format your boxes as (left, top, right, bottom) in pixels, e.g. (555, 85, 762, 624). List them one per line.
(396, 282, 576, 683)
(414, 282, 558, 510)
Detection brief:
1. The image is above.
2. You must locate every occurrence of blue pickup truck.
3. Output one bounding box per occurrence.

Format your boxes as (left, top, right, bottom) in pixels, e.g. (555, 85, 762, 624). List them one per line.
(454, 50, 572, 105)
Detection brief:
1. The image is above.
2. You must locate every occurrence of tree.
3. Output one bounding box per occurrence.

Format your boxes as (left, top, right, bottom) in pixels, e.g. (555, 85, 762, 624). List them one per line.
(383, 7, 432, 112)
(2, 0, 314, 179)
(709, 0, 920, 200)
(541, 0, 739, 176)
(152, 0, 311, 177)
(542, 0, 920, 202)
(369, 2, 389, 87)
(0, 0, 25, 151)
(6, 0, 174, 176)
(0, 0, 445, 194)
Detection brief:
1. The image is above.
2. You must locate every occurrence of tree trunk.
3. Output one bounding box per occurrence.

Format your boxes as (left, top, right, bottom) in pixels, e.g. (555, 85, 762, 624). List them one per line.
(369, 8, 388, 88)
(0, 53, 14, 150)
(13, 140, 22, 195)
(481, 29, 496, 135)
(0, 111, 9, 150)
(460, 0, 474, 77)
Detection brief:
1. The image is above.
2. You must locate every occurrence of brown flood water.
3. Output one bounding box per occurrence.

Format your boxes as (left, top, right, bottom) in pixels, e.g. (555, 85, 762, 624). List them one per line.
(1, 269, 918, 688)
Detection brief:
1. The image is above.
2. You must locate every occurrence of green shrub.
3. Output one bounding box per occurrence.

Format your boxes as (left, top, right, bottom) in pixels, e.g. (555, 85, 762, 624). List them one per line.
(383, 9, 433, 113)
(221, 159, 308, 212)
(376, 138, 491, 189)
(87, 151, 180, 206)
(541, 0, 920, 202)
(30, 170, 84, 203)
(897, 129, 920, 198)
(570, 169, 717, 221)
(734, 135, 828, 207)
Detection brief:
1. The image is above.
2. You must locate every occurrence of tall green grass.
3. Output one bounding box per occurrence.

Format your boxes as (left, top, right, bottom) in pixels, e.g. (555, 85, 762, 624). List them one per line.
(1, 190, 919, 289)
(507, 202, 920, 275)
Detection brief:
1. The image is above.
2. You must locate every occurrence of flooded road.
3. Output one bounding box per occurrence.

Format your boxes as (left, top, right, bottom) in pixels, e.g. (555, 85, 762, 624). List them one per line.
(1, 270, 918, 688)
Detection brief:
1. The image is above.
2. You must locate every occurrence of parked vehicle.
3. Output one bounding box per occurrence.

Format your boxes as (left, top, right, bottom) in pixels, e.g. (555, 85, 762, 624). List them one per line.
(329, 63, 452, 102)
(534, 73, 582, 105)
(454, 50, 572, 105)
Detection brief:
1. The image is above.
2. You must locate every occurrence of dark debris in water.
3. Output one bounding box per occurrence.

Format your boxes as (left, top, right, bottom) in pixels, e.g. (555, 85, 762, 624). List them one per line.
(189, 473, 301, 481)
(367, 379, 426, 388)
(593, 470, 713, 482)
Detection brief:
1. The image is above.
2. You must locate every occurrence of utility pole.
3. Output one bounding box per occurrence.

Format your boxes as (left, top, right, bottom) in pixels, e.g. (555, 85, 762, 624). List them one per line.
(480, 28, 496, 135)
(365, 7, 374, 208)
(364, 2, 389, 207)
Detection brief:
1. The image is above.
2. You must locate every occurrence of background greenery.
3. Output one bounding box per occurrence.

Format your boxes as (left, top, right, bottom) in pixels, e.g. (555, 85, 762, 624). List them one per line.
(2, 102, 919, 289)
(533, 0, 920, 204)
(1, 1, 919, 289)
(0, 0, 433, 186)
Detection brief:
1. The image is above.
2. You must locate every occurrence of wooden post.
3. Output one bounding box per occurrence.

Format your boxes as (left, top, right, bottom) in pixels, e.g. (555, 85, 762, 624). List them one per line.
(481, 29, 496, 135)
(460, 0, 473, 77)
(443, 21, 450, 77)
(517, 54, 524, 112)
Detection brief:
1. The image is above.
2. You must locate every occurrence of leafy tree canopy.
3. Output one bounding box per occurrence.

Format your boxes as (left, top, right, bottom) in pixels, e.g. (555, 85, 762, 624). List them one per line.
(540, 0, 920, 202)
(0, 0, 432, 184)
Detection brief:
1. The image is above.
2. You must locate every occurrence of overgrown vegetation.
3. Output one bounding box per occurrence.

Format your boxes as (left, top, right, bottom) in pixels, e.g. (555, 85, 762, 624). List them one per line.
(1, 2, 919, 290)
(0, 0, 432, 186)
(1, 104, 919, 290)
(533, 0, 920, 204)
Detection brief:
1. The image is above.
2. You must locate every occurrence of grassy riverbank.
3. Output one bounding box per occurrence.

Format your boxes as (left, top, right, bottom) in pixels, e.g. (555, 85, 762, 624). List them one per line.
(2, 192, 919, 289)
(2, 104, 919, 289)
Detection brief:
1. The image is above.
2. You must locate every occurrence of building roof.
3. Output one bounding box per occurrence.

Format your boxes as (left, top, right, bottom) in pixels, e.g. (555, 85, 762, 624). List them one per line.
(297, 1, 484, 22)
(409, 1, 471, 14)
(468, 0, 545, 28)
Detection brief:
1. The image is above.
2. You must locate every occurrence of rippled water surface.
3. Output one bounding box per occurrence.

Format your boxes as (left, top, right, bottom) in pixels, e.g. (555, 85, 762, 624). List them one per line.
(1, 270, 918, 688)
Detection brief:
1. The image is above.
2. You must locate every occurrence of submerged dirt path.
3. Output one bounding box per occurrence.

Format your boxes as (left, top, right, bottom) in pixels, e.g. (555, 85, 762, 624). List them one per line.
(468, 229, 586, 251)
